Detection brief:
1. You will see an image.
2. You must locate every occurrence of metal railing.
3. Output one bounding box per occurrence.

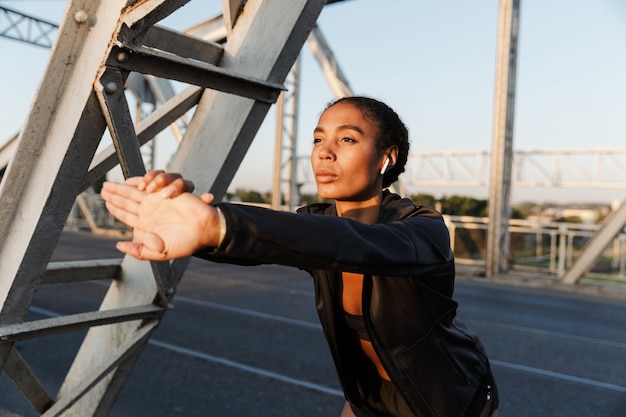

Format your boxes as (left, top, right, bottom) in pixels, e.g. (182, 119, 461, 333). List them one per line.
(65, 190, 131, 236)
(444, 215, 626, 283)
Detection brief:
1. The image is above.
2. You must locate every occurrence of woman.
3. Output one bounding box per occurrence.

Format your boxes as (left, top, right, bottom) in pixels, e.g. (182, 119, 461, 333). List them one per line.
(101, 96, 499, 417)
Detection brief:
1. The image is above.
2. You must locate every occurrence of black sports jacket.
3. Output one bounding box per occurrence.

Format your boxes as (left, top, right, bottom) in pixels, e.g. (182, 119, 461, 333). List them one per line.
(202, 190, 492, 416)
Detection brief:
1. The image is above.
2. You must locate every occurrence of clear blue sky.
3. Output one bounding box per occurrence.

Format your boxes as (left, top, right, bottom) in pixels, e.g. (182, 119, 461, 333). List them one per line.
(1, 1, 625, 203)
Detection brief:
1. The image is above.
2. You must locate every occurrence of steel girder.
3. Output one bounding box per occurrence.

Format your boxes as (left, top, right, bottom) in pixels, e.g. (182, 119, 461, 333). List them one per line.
(486, 0, 520, 278)
(0, 0, 325, 415)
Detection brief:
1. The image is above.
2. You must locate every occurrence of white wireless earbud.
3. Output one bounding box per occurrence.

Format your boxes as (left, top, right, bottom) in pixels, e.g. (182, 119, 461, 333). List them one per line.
(380, 157, 390, 175)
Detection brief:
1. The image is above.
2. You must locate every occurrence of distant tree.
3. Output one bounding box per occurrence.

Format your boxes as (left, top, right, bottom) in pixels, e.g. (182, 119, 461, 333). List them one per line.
(510, 207, 524, 219)
(410, 193, 527, 219)
(432, 195, 487, 216)
(410, 193, 438, 207)
(300, 192, 325, 205)
(513, 202, 538, 219)
(443, 195, 486, 216)
(562, 215, 583, 224)
(233, 188, 268, 204)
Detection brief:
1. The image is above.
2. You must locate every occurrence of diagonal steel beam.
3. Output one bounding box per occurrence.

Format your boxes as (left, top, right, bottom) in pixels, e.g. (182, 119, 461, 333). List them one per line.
(561, 200, 626, 284)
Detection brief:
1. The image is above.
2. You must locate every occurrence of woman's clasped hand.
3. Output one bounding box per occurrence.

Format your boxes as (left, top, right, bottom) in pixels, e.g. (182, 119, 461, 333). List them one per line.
(100, 170, 221, 261)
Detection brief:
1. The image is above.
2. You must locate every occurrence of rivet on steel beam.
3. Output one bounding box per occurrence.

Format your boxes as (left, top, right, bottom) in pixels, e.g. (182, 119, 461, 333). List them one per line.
(73, 10, 89, 24)
(116, 51, 129, 63)
(104, 82, 118, 94)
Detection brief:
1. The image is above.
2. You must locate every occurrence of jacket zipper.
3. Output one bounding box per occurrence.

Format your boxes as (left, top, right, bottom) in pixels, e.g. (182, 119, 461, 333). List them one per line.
(361, 275, 418, 414)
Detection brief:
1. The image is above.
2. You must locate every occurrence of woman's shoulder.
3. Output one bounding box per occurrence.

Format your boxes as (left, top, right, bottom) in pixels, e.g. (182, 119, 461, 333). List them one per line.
(381, 190, 443, 222)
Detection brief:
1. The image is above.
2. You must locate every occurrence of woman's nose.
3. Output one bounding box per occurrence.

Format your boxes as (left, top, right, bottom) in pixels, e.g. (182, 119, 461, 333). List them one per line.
(318, 143, 335, 160)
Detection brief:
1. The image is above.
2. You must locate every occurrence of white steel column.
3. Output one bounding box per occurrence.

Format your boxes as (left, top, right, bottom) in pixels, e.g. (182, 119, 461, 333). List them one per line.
(0, 0, 326, 415)
(272, 58, 302, 211)
(486, 0, 520, 277)
(272, 91, 286, 209)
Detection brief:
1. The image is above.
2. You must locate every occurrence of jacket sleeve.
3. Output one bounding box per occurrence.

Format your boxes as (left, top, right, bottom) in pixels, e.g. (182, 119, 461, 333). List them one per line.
(196, 202, 453, 276)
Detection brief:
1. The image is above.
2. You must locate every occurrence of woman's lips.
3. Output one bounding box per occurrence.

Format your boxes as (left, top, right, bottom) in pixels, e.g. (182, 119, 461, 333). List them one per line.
(315, 169, 337, 183)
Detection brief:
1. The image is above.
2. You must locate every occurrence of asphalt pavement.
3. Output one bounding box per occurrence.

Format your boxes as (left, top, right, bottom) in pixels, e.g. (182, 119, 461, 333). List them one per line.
(1, 231, 625, 417)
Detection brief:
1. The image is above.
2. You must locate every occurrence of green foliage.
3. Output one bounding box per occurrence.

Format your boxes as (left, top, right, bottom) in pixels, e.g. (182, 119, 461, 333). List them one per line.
(510, 207, 524, 219)
(410, 193, 527, 218)
(410, 193, 438, 208)
(300, 193, 326, 205)
(410, 193, 487, 216)
(513, 202, 539, 219)
(229, 187, 581, 222)
(562, 216, 583, 224)
(231, 188, 270, 204)
(229, 189, 328, 206)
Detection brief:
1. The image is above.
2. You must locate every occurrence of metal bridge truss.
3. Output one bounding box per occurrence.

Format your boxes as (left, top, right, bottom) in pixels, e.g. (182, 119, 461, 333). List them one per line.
(0, 2, 624, 416)
(0, 1, 326, 416)
(294, 148, 626, 191)
(0, 6, 59, 49)
(404, 148, 626, 190)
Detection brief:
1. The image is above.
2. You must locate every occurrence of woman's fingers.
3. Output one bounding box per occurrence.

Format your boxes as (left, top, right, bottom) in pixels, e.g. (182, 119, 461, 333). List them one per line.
(115, 229, 167, 260)
(199, 192, 215, 204)
(102, 179, 215, 261)
(180, 179, 195, 193)
(114, 241, 142, 257)
(101, 182, 147, 228)
(144, 172, 194, 195)
(115, 240, 168, 261)
(123, 171, 196, 198)
(139, 170, 165, 191)
(104, 201, 139, 229)
(132, 229, 167, 256)
(125, 176, 145, 188)
(102, 182, 144, 207)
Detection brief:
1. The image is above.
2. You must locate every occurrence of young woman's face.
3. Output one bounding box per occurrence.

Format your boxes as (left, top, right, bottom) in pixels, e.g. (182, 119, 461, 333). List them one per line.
(311, 102, 385, 201)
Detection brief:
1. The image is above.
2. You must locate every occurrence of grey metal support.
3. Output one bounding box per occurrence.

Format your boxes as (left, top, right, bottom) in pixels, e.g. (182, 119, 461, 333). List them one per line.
(405, 148, 626, 189)
(0, 6, 58, 49)
(286, 60, 302, 211)
(486, 0, 520, 277)
(561, 200, 626, 284)
(0, 1, 326, 415)
(307, 25, 353, 99)
(271, 24, 354, 211)
(165, 2, 325, 199)
(272, 91, 285, 209)
(272, 58, 302, 210)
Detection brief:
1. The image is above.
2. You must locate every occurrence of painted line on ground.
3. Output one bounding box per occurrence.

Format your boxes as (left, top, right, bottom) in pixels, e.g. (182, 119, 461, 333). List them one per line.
(28, 305, 626, 395)
(148, 339, 344, 397)
(490, 360, 626, 393)
(174, 295, 322, 330)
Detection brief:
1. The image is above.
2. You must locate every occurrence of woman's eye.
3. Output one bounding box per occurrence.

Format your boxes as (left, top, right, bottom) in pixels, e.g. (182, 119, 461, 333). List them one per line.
(313, 137, 322, 144)
(341, 137, 356, 143)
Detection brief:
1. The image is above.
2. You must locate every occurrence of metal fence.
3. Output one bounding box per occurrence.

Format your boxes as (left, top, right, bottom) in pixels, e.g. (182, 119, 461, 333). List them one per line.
(65, 190, 131, 236)
(444, 215, 626, 283)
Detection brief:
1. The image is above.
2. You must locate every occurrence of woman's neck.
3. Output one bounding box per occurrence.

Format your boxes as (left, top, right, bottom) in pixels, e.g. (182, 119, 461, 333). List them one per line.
(335, 192, 382, 224)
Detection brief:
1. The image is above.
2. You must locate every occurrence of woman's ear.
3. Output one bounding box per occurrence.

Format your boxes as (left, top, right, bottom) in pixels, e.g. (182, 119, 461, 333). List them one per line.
(386, 146, 399, 169)
(380, 146, 399, 175)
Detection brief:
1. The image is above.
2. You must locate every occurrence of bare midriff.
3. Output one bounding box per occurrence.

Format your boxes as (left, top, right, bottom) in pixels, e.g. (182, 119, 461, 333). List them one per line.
(342, 271, 391, 381)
